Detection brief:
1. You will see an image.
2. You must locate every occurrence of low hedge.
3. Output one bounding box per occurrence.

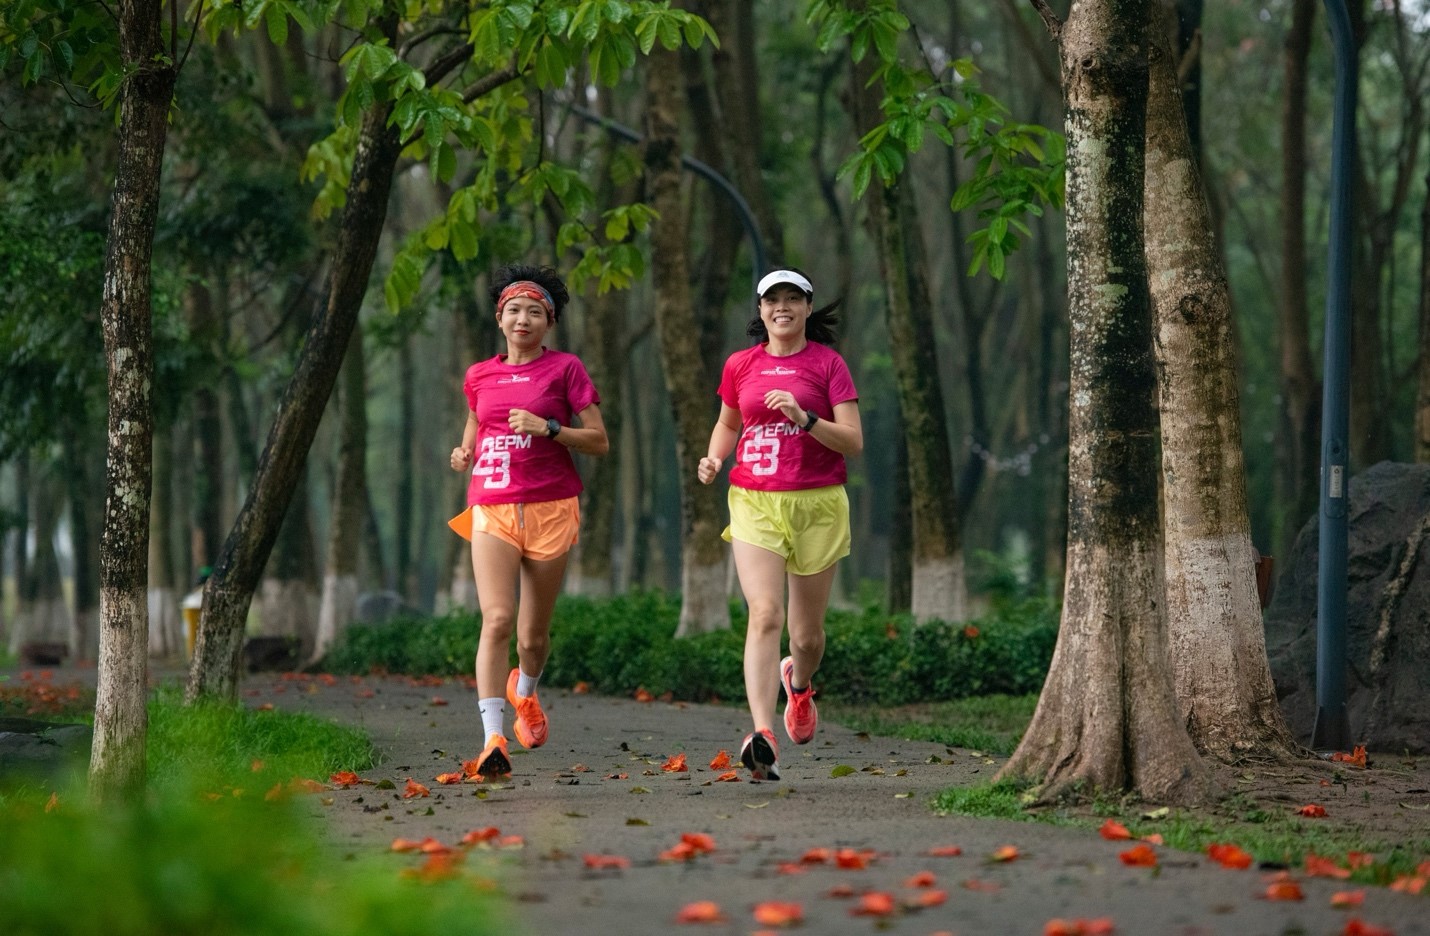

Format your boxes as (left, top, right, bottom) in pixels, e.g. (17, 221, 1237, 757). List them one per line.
(322, 590, 1057, 706)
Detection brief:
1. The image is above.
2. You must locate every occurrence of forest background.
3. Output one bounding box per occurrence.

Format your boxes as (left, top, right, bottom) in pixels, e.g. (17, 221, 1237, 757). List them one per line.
(1, 0, 1428, 671)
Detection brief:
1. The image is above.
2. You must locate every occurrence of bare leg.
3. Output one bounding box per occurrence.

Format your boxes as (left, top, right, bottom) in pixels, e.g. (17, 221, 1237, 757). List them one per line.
(732, 538, 789, 731)
(514, 552, 570, 678)
(471, 533, 522, 700)
(786, 564, 836, 689)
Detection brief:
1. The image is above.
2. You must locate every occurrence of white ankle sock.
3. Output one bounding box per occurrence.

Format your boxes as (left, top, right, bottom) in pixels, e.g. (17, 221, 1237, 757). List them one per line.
(478, 698, 505, 740)
(516, 669, 541, 698)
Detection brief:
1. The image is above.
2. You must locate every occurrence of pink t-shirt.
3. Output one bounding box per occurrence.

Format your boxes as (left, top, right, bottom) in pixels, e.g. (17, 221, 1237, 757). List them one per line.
(718, 341, 858, 491)
(463, 349, 600, 505)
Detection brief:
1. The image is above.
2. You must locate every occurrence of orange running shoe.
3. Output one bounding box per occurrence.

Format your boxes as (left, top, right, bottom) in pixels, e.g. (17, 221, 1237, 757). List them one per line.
(473, 733, 511, 778)
(780, 656, 818, 744)
(739, 728, 780, 781)
(506, 668, 548, 749)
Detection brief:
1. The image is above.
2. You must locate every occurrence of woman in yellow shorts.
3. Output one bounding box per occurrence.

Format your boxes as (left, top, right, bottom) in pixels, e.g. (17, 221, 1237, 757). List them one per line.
(449, 264, 608, 777)
(697, 269, 862, 780)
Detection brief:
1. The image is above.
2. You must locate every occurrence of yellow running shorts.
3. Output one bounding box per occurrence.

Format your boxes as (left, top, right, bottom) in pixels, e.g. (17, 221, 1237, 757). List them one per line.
(722, 485, 851, 575)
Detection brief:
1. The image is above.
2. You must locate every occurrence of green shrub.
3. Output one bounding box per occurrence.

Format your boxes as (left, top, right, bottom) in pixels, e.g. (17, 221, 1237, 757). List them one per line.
(324, 590, 1058, 706)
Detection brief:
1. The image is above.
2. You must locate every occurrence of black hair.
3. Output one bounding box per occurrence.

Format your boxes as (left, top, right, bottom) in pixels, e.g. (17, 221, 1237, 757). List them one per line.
(489, 263, 570, 323)
(746, 266, 841, 346)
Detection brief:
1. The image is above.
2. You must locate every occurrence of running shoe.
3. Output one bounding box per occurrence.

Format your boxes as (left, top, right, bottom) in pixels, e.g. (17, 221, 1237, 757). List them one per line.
(506, 668, 548, 749)
(473, 733, 511, 778)
(780, 655, 818, 744)
(739, 728, 781, 781)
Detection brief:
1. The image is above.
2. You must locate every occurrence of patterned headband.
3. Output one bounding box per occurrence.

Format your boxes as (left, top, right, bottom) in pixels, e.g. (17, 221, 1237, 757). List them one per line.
(497, 281, 555, 319)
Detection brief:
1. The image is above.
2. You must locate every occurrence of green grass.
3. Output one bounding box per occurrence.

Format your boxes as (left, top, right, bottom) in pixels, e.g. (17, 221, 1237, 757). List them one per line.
(933, 780, 1430, 884)
(824, 693, 1038, 756)
(0, 690, 506, 936)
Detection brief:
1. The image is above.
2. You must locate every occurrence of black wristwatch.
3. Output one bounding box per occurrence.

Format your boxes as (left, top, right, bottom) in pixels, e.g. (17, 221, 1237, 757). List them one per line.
(546, 418, 562, 438)
(801, 412, 818, 431)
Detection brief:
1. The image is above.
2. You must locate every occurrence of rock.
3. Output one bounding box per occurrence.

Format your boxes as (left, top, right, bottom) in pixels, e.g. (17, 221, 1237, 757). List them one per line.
(1265, 461, 1430, 754)
(0, 718, 93, 786)
(243, 636, 302, 673)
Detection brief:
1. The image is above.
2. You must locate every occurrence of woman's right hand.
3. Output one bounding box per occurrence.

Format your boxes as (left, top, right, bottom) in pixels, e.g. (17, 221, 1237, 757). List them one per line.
(450, 447, 473, 472)
(696, 455, 722, 485)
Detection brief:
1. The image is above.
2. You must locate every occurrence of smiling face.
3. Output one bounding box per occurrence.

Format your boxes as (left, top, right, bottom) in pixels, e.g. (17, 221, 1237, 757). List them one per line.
(497, 296, 553, 352)
(758, 284, 812, 341)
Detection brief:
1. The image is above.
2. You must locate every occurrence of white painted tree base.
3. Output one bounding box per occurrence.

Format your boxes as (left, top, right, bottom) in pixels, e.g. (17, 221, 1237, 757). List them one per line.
(912, 555, 968, 624)
(675, 559, 731, 637)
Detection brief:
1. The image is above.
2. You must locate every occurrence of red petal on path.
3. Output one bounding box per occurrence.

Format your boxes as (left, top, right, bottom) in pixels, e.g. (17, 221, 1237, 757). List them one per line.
(991, 845, 1020, 862)
(1206, 843, 1254, 869)
(752, 901, 804, 926)
(1330, 890, 1365, 908)
(1099, 820, 1132, 840)
(402, 778, 430, 798)
(1118, 844, 1158, 867)
(1297, 803, 1328, 818)
(674, 901, 726, 923)
(849, 892, 895, 916)
(927, 845, 963, 857)
(709, 751, 732, 770)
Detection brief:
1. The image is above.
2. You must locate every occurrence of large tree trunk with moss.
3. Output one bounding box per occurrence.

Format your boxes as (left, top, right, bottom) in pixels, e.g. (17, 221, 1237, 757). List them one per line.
(998, 0, 1208, 804)
(847, 53, 967, 625)
(91, 0, 176, 803)
(1144, 5, 1297, 761)
(314, 325, 368, 662)
(644, 47, 730, 636)
(188, 93, 404, 702)
(1275, 0, 1319, 560)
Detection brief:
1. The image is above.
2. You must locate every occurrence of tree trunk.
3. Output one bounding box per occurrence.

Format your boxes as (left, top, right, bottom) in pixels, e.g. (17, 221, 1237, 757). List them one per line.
(188, 82, 403, 702)
(186, 280, 227, 571)
(1418, 161, 1430, 463)
(709, 0, 785, 257)
(63, 434, 101, 662)
(847, 53, 967, 624)
(644, 47, 730, 636)
(396, 336, 416, 599)
(147, 423, 184, 659)
(10, 473, 68, 656)
(1144, 4, 1297, 760)
(569, 286, 626, 597)
(314, 323, 367, 662)
(887, 417, 912, 613)
(92, 0, 175, 802)
(998, 0, 1209, 804)
(1275, 0, 1320, 560)
(259, 467, 320, 661)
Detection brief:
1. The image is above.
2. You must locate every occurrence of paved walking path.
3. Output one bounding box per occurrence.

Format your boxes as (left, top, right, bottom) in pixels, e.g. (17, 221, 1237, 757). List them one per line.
(244, 672, 1426, 936)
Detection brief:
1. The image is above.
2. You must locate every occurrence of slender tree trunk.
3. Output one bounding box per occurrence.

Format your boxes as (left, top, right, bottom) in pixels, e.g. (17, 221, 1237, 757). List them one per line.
(188, 80, 403, 702)
(644, 48, 729, 635)
(314, 323, 367, 662)
(64, 434, 101, 661)
(569, 286, 626, 597)
(887, 417, 912, 613)
(1144, 3, 1297, 760)
(618, 349, 647, 592)
(10, 474, 68, 655)
(396, 336, 416, 599)
(186, 281, 226, 571)
(848, 53, 967, 624)
(999, 0, 1208, 804)
(147, 424, 183, 658)
(1418, 161, 1430, 463)
(92, 0, 175, 802)
(259, 467, 319, 660)
(1275, 0, 1320, 558)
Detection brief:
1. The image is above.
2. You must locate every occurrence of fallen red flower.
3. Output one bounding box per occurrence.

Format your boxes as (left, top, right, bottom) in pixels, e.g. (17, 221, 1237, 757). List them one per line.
(849, 892, 896, 916)
(906, 888, 947, 909)
(400, 851, 462, 882)
(1345, 851, 1376, 870)
(1263, 879, 1305, 901)
(1330, 745, 1368, 768)
(662, 753, 688, 772)
(991, 845, 1020, 863)
(1119, 844, 1158, 867)
(330, 771, 365, 788)
(674, 901, 725, 923)
(461, 826, 501, 846)
(1045, 919, 1115, 936)
(1207, 843, 1254, 869)
(775, 862, 806, 875)
(752, 901, 804, 926)
(434, 772, 464, 785)
(1388, 875, 1425, 895)
(403, 778, 431, 799)
(634, 687, 654, 702)
(1297, 803, 1328, 818)
(1330, 890, 1365, 908)
(826, 883, 856, 898)
(709, 750, 732, 770)
(572, 681, 591, 694)
(582, 854, 631, 870)
(801, 847, 833, 864)
(1098, 820, 1132, 841)
(1342, 919, 1395, 936)
(927, 845, 963, 857)
(713, 770, 740, 782)
(1305, 853, 1352, 879)
(903, 870, 937, 888)
(835, 848, 876, 869)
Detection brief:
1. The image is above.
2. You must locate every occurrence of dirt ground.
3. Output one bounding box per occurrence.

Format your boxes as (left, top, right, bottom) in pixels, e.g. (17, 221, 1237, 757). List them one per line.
(226, 670, 1427, 936)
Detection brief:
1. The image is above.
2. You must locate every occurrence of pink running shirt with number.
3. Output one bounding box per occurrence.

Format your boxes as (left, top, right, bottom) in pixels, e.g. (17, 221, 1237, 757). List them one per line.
(718, 341, 858, 491)
(463, 349, 600, 505)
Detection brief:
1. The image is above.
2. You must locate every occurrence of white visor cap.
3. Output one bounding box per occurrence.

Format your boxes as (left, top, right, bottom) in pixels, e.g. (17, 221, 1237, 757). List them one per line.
(756, 270, 813, 298)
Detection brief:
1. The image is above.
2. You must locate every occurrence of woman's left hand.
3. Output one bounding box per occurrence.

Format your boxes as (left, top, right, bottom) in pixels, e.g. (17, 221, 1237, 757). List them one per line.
(763, 390, 806, 427)
(508, 408, 547, 436)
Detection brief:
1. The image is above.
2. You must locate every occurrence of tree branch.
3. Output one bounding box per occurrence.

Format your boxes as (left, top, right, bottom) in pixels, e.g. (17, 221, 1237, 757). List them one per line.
(1026, 0, 1063, 41)
(423, 43, 475, 86)
(462, 63, 522, 103)
(1176, 29, 1202, 86)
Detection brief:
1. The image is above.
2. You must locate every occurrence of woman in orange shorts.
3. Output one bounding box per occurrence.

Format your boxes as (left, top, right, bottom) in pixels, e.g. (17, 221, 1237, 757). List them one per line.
(449, 264, 608, 777)
(697, 269, 862, 780)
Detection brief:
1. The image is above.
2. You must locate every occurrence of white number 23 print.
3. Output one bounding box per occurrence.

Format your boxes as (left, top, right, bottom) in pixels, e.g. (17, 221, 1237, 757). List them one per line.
(474, 449, 511, 488)
(740, 432, 780, 476)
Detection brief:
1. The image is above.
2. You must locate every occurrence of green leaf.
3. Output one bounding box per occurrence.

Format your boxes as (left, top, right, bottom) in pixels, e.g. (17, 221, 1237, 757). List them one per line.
(634, 16, 657, 55)
(830, 765, 856, 778)
(987, 244, 1006, 280)
(434, 141, 456, 184)
(264, 5, 288, 45)
(449, 219, 478, 262)
(988, 216, 1008, 246)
